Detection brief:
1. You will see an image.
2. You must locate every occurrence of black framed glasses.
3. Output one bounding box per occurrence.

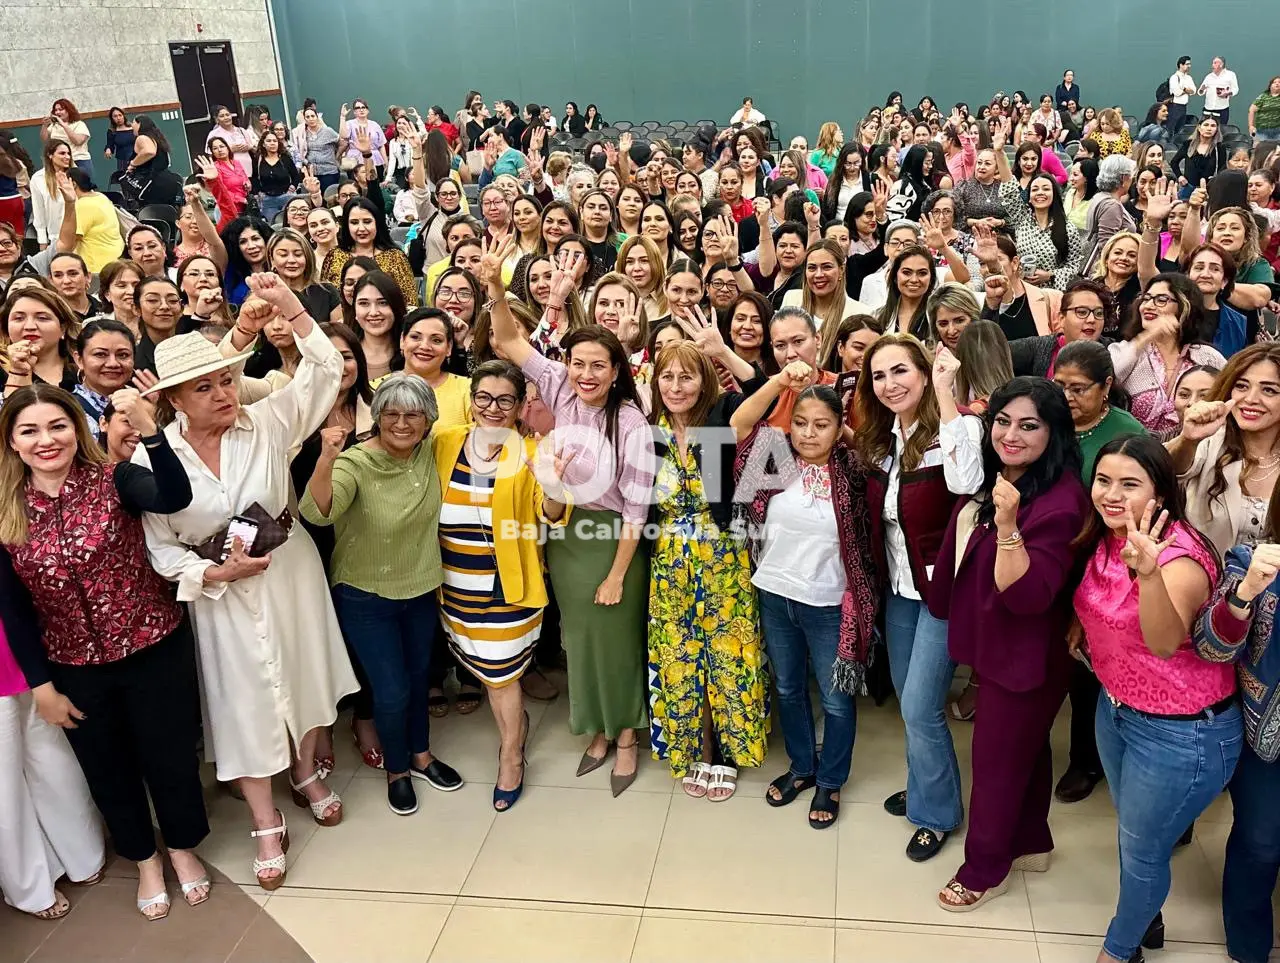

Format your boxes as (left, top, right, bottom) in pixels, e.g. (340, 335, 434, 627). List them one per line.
(473, 391, 518, 412)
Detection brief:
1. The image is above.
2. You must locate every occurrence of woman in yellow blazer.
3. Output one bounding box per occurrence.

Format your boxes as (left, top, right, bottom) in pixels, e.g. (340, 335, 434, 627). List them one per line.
(432, 360, 572, 812)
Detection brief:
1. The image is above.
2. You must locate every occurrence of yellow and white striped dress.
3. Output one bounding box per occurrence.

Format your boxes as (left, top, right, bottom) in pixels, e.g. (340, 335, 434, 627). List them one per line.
(437, 445, 543, 686)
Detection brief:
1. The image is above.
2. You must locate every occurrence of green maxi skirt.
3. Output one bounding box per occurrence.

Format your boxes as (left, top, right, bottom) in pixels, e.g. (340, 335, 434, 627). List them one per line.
(546, 507, 649, 738)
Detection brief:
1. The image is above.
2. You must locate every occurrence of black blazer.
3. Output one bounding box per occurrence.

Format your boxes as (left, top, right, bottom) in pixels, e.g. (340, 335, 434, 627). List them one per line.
(0, 545, 48, 690)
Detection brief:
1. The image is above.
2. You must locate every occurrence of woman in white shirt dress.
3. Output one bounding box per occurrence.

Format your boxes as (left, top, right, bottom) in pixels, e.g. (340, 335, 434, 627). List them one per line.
(135, 274, 357, 890)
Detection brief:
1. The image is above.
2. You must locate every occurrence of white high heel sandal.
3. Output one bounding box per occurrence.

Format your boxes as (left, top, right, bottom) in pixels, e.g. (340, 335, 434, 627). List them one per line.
(250, 809, 290, 891)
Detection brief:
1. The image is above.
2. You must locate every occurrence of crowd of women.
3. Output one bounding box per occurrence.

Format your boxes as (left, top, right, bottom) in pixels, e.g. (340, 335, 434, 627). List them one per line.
(5, 73, 1280, 963)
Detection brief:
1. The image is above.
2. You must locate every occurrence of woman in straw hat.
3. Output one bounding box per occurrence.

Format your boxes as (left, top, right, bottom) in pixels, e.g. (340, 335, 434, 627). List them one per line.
(0, 382, 207, 921)
(133, 273, 358, 891)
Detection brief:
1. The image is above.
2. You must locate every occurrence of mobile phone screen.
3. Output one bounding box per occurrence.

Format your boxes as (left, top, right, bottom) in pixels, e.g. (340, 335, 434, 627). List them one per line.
(225, 518, 260, 557)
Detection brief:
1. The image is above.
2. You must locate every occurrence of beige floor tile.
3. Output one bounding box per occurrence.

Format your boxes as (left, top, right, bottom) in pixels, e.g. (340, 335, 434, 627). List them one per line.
(834, 801, 1035, 930)
(461, 786, 669, 906)
(835, 927, 1039, 962)
(519, 695, 676, 794)
(427, 903, 639, 962)
(646, 791, 838, 917)
(1025, 810, 1225, 944)
(266, 893, 450, 963)
(196, 772, 335, 885)
(631, 914, 835, 962)
(1036, 940, 1228, 962)
(455, 895, 640, 916)
(279, 888, 455, 905)
(239, 883, 271, 907)
(284, 778, 496, 894)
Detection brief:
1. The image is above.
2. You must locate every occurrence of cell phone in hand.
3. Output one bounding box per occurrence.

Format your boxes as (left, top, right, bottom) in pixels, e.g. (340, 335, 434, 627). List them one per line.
(835, 371, 858, 398)
(222, 517, 260, 560)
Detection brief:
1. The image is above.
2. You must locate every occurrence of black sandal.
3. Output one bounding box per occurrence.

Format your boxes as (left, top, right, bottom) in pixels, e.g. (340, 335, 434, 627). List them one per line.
(765, 771, 816, 808)
(428, 692, 449, 718)
(808, 787, 840, 829)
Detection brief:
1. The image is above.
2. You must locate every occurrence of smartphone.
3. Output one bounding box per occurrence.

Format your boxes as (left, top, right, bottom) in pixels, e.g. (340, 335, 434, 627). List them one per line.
(835, 371, 858, 397)
(223, 517, 260, 559)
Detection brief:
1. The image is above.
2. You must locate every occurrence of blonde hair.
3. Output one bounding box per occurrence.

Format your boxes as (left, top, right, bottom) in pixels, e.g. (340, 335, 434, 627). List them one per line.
(1091, 231, 1142, 279)
(815, 122, 841, 155)
(648, 341, 722, 429)
(801, 240, 851, 360)
(668, 193, 701, 218)
(0, 384, 106, 544)
(925, 282, 981, 345)
(852, 333, 940, 472)
(1207, 207, 1264, 270)
(616, 234, 667, 305)
(1099, 108, 1124, 134)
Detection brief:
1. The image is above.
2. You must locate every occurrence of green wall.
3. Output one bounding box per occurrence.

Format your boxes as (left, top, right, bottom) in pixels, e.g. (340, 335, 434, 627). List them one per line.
(271, 0, 1273, 141)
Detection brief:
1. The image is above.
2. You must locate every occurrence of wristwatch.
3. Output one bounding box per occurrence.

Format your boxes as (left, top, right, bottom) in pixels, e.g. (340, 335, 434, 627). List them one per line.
(1227, 588, 1254, 613)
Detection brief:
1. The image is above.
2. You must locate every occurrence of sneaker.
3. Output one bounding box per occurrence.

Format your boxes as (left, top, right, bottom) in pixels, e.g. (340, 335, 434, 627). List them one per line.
(411, 758, 464, 792)
(387, 777, 418, 815)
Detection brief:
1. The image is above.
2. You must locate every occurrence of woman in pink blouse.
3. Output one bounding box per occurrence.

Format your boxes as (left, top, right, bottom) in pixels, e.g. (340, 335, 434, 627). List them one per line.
(1108, 273, 1225, 440)
(1073, 433, 1241, 963)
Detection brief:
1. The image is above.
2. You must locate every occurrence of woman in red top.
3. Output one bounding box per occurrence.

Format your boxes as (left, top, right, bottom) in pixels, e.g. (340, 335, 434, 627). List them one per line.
(0, 385, 219, 921)
(196, 139, 249, 231)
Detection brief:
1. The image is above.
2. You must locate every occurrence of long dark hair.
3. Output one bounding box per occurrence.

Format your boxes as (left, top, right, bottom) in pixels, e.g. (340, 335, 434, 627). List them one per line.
(220, 216, 274, 292)
(976, 377, 1082, 526)
(1074, 157, 1100, 202)
(1028, 173, 1070, 263)
(878, 244, 935, 340)
(842, 190, 876, 238)
(338, 197, 396, 252)
(351, 270, 407, 369)
(558, 325, 640, 447)
(1073, 433, 1220, 575)
(133, 114, 170, 154)
(1119, 272, 1207, 345)
(898, 145, 931, 219)
(320, 321, 373, 410)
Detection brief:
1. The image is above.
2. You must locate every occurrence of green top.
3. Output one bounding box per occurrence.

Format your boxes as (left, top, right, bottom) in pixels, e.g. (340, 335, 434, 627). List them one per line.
(809, 148, 838, 179)
(1077, 405, 1146, 481)
(1253, 92, 1280, 131)
(299, 439, 443, 599)
(1239, 257, 1276, 285)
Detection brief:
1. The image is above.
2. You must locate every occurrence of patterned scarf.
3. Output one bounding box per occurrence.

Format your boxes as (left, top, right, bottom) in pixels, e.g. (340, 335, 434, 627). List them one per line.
(733, 424, 881, 695)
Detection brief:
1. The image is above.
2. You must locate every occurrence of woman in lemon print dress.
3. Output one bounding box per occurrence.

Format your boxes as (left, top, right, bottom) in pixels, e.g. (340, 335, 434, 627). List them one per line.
(646, 339, 766, 802)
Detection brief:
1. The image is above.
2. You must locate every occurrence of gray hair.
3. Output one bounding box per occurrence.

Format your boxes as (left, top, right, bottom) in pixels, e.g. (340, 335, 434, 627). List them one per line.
(1096, 155, 1137, 192)
(886, 218, 923, 241)
(370, 373, 438, 429)
(566, 163, 596, 186)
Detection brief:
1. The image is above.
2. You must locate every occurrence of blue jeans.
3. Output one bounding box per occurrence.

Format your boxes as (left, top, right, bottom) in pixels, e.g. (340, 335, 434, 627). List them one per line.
(883, 592, 963, 833)
(1223, 741, 1280, 963)
(758, 590, 856, 790)
(1256, 128, 1280, 143)
(1095, 692, 1242, 960)
(74, 158, 94, 181)
(258, 192, 292, 224)
(332, 584, 437, 775)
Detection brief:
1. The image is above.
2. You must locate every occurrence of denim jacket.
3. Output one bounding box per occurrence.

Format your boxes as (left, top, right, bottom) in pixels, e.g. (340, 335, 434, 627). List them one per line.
(1195, 544, 1280, 762)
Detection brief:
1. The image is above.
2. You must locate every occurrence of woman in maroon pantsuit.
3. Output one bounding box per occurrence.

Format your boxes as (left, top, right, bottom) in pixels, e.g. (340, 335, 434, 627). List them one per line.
(928, 377, 1088, 911)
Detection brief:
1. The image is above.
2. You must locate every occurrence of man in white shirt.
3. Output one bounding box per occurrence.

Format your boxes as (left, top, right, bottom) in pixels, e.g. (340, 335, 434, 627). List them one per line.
(1198, 56, 1240, 125)
(730, 97, 766, 127)
(1167, 56, 1198, 132)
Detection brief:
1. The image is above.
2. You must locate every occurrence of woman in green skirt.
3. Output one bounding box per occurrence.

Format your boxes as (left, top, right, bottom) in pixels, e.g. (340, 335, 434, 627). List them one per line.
(482, 238, 657, 796)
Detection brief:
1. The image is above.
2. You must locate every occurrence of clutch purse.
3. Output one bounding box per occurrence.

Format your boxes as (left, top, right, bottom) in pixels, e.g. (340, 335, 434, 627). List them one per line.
(191, 503, 294, 563)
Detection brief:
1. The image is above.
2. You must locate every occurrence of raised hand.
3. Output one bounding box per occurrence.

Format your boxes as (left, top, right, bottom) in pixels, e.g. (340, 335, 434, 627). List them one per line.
(237, 296, 275, 333)
(194, 154, 218, 181)
(530, 126, 546, 153)
(109, 387, 157, 436)
(1189, 178, 1208, 210)
(718, 215, 740, 262)
(921, 211, 947, 250)
(992, 474, 1021, 532)
(559, 247, 587, 283)
(301, 165, 321, 196)
(6, 340, 33, 377)
(193, 286, 224, 317)
(478, 232, 516, 287)
(992, 127, 1007, 151)
(1145, 176, 1178, 223)
(1181, 398, 1236, 443)
(932, 344, 960, 393)
(183, 182, 203, 207)
(803, 201, 821, 230)
(971, 222, 999, 263)
(1239, 543, 1280, 602)
(527, 149, 544, 180)
(246, 272, 304, 315)
(318, 425, 349, 462)
(871, 179, 889, 219)
(132, 369, 160, 394)
(55, 170, 76, 203)
(618, 131, 633, 155)
(778, 359, 816, 391)
(1119, 499, 1174, 578)
(984, 273, 1009, 306)
(753, 195, 770, 226)
(604, 140, 619, 166)
(616, 292, 641, 348)
(528, 440, 577, 499)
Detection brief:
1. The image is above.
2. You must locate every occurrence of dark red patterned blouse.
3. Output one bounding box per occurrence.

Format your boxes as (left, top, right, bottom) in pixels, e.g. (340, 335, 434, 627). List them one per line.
(9, 463, 183, 665)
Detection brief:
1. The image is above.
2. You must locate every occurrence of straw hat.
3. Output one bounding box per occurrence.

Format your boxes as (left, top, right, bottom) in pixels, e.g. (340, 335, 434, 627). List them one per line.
(140, 332, 255, 395)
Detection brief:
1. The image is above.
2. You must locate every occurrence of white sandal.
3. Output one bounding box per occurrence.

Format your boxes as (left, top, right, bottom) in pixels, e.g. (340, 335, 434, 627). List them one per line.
(707, 765, 738, 802)
(290, 770, 343, 826)
(250, 810, 291, 892)
(681, 762, 712, 798)
(136, 854, 169, 921)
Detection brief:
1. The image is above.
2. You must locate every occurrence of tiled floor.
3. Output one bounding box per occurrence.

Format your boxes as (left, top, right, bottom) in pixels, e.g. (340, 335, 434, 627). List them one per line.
(9, 680, 1268, 963)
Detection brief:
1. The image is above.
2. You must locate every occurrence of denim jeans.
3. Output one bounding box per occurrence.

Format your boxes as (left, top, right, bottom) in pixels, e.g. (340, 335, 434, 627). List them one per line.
(258, 192, 291, 225)
(1223, 741, 1280, 963)
(332, 584, 438, 775)
(758, 589, 856, 790)
(1095, 692, 1243, 961)
(883, 592, 963, 833)
(1256, 128, 1280, 143)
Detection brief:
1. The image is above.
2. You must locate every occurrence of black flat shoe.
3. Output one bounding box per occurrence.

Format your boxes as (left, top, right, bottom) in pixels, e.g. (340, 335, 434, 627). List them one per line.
(906, 827, 949, 862)
(1054, 767, 1102, 803)
(1127, 951, 1144, 963)
(1175, 823, 1194, 848)
(387, 777, 418, 816)
(411, 759, 464, 792)
(808, 788, 840, 829)
(883, 789, 907, 817)
(765, 771, 816, 808)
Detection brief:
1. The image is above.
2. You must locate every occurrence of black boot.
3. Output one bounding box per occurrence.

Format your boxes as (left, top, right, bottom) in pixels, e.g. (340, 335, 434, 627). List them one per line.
(1141, 911, 1165, 949)
(1175, 823, 1194, 848)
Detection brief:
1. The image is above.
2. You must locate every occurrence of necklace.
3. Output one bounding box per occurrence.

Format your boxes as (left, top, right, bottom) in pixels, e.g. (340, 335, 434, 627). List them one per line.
(1076, 404, 1110, 439)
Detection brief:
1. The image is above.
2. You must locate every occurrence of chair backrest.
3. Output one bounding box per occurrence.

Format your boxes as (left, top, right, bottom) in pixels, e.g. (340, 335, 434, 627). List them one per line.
(642, 120, 661, 131)
(612, 121, 634, 131)
(138, 203, 179, 225)
(141, 218, 172, 246)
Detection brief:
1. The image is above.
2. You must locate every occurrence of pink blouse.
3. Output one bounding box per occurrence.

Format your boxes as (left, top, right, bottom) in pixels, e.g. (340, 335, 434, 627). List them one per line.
(1075, 523, 1235, 714)
(1109, 340, 1226, 440)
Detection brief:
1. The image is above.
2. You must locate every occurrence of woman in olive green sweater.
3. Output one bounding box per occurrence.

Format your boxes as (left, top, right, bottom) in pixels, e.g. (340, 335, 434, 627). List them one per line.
(300, 372, 463, 817)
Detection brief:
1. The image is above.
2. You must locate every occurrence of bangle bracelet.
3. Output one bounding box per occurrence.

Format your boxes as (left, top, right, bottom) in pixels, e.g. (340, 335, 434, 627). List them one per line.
(284, 309, 307, 325)
(233, 324, 255, 339)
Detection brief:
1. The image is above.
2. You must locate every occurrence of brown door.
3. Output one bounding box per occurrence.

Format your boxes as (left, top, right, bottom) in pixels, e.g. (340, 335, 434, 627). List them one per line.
(168, 41, 243, 166)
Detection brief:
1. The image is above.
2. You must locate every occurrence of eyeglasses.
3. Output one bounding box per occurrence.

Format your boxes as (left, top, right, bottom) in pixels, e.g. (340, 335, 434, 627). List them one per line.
(886, 237, 915, 250)
(1054, 381, 1099, 398)
(1066, 306, 1107, 321)
(437, 288, 473, 302)
(708, 279, 738, 291)
(1138, 293, 1178, 308)
(473, 391, 518, 412)
(378, 409, 426, 425)
(0, 238, 17, 250)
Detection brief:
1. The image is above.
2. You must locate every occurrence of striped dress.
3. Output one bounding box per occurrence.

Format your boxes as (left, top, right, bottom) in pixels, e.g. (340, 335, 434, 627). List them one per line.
(437, 444, 543, 686)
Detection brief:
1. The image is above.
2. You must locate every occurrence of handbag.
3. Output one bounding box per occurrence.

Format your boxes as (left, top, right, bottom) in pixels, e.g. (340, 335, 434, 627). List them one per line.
(191, 502, 294, 563)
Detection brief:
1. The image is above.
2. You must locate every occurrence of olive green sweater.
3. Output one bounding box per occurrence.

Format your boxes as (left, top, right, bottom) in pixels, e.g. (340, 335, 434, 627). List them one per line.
(299, 440, 443, 599)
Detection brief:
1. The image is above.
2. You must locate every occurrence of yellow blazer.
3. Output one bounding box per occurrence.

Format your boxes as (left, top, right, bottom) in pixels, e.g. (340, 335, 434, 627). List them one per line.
(432, 424, 570, 609)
